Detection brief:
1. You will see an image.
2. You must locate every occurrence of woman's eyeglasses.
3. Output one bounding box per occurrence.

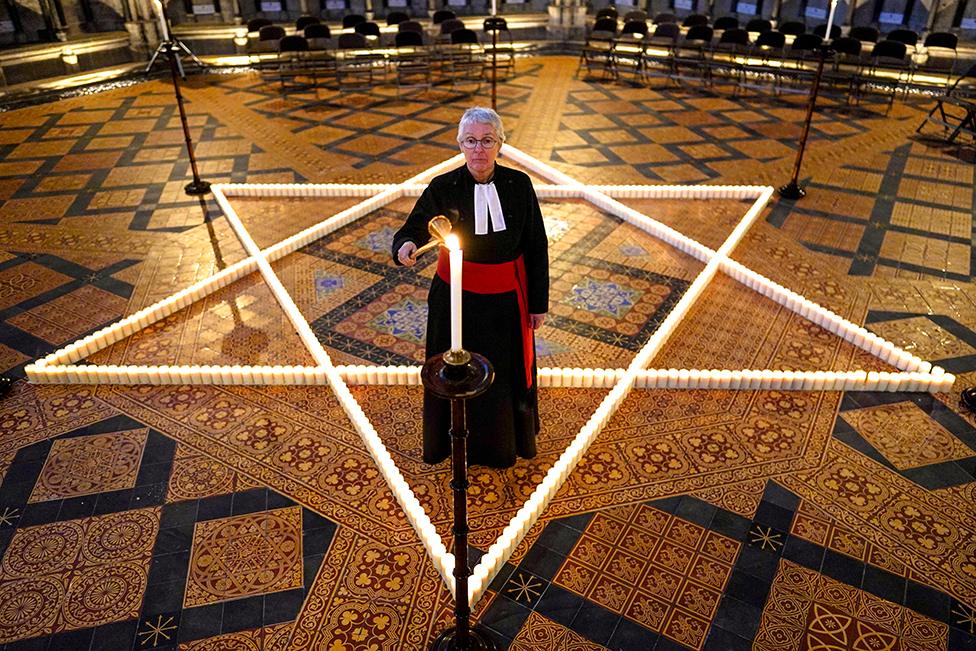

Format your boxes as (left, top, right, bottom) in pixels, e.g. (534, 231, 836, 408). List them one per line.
(460, 136, 499, 150)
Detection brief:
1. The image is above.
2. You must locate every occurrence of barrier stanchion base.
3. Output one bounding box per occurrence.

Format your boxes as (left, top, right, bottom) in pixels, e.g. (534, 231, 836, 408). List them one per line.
(778, 181, 806, 200)
(431, 626, 498, 650)
(185, 180, 212, 196)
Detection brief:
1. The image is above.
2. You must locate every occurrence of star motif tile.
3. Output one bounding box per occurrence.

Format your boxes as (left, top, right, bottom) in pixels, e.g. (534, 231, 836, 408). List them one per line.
(24, 145, 951, 607)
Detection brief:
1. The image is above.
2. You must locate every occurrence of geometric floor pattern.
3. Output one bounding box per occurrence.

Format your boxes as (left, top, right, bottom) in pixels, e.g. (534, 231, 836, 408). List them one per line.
(0, 55, 975, 649)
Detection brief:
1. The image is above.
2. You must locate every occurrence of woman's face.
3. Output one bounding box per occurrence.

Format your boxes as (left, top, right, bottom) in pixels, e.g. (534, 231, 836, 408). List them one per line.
(458, 121, 501, 181)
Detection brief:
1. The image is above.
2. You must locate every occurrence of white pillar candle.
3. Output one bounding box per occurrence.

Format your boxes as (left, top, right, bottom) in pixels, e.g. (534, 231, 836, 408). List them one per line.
(447, 234, 463, 352)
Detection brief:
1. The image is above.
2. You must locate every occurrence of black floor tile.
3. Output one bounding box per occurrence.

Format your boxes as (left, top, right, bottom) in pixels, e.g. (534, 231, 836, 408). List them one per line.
(905, 580, 951, 622)
(605, 618, 658, 651)
(734, 545, 780, 583)
(221, 595, 264, 634)
(160, 500, 198, 529)
(263, 587, 305, 625)
(142, 579, 187, 616)
(709, 510, 750, 541)
(861, 564, 906, 605)
(674, 496, 717, 528)
(154, 524, 194, 555)
(724, 568, 771, 608)
(821, 549, 865, 587)
(93, 489, 133, 516)
(711, 596, 763, 640)
(534, 584, 583, 628)
(178, 603, 224, 643)
(147, 550, 190, 586)
(557, 511, 594, 532)
(761, 480, 800, 511)
(752, 501, 795, 532)
(47, 627, 93, 651)
(948, 626, 976, 650)
(196, 494, 232, 521)
(781, 536, 824, 572)
(17, 500, 61, 527)
(57, 495, 96, 520)
(480, 595, 531, 640)
(519, 543, 563, 581)
(231, 487, 267, 515)
(90, 619, 138, 651)
(702, 626, 753, 651)
(536, 521, 582, 555)
(500, 568, 548, 609)
(569, 601, 619, 645)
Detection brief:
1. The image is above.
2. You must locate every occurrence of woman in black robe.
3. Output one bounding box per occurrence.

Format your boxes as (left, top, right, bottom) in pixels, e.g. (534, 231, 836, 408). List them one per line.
(392, 107, 549, 469)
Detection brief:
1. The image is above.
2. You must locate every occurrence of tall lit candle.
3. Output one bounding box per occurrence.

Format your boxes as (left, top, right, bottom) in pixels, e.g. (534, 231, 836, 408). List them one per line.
(824, 0, 838, 40)
(491, 0, 496, 16)
(446, 234, 462, 352)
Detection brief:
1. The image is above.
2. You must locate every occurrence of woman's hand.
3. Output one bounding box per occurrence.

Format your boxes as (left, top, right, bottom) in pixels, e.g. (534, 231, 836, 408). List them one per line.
(530, 313, 545, 330)
(397, 241, 417, 267)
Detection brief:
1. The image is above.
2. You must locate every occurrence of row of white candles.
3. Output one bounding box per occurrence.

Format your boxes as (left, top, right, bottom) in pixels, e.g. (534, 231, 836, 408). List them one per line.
(26, 363, 954, 393)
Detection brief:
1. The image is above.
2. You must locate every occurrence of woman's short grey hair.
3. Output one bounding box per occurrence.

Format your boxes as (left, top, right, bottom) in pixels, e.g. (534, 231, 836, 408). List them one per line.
(457, 107, 505, 143)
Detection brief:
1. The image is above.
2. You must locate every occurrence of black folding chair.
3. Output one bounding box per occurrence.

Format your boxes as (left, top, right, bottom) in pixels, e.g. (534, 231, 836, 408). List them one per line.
(672, 24, 713, 85)
(741, 30, 786, 94)
(920, 31, 959, 84)
(779, 21, 806, 36)
(394, 30, 431, 95)
(849, 25, 880, 43)
(710, 27, 750, 88)
(342, 13, 366, 29)
(642, 21, 680, 83)
(916, 63, 976, 144)
(386, 11, 409, 26)
(745, 18, 772, 34)
(576, 19, 618, 80)
(813, 23, 841, 40)
(296, 16, 320, 31)
(613, 20, 649, 83)
(713, 16, 739, 31)
(682, 13, 709, 28)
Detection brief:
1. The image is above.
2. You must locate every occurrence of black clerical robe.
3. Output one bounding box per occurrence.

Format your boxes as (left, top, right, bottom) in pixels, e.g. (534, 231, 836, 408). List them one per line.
(392, 164, 550, 468)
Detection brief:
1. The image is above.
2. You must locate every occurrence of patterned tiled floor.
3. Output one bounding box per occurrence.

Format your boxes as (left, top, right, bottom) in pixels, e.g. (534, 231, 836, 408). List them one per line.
(0, 55, 975, 650)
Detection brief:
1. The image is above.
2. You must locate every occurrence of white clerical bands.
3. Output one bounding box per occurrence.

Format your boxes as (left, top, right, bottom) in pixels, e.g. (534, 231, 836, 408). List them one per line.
(474, 182, 506, 235)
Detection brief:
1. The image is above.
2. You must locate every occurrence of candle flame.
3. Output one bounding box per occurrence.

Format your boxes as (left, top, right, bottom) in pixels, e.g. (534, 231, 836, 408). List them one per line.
(445, 234, 460, 251)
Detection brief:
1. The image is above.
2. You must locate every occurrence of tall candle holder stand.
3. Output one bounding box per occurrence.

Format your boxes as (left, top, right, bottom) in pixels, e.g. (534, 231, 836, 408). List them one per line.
(779, 43, 832, 200)
(422, 348, 497, 651)
(162, 40, 211, 196)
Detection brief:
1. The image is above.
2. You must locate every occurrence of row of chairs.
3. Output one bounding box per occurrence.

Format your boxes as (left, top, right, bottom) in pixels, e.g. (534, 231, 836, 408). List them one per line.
(581, 18, 963, 94)
(270, 24, 514, 95)
(579, 22, 956, 111)
(246, 9, 461, 35)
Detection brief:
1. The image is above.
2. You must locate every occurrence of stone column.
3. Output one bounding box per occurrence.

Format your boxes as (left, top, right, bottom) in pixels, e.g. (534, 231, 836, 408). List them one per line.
(547, 0, 586, 40)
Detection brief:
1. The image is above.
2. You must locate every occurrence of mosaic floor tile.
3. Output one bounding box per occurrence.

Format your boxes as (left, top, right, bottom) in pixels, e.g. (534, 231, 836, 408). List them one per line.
(870, 316, 976, 361)
(28, 428, 148, 503)
(166, 443, 259, 503)
(841, 402, 973, 471)
(1, 54, 974, 650)
(554, 504, 738, 650)
(753, 559, 946, 650)
(0, 508, 159, 644)
(179, 620, 293, 650)
(89, 271, 317, 368)
(510, 611, 607, 650)
(184, 506, 303, 607)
